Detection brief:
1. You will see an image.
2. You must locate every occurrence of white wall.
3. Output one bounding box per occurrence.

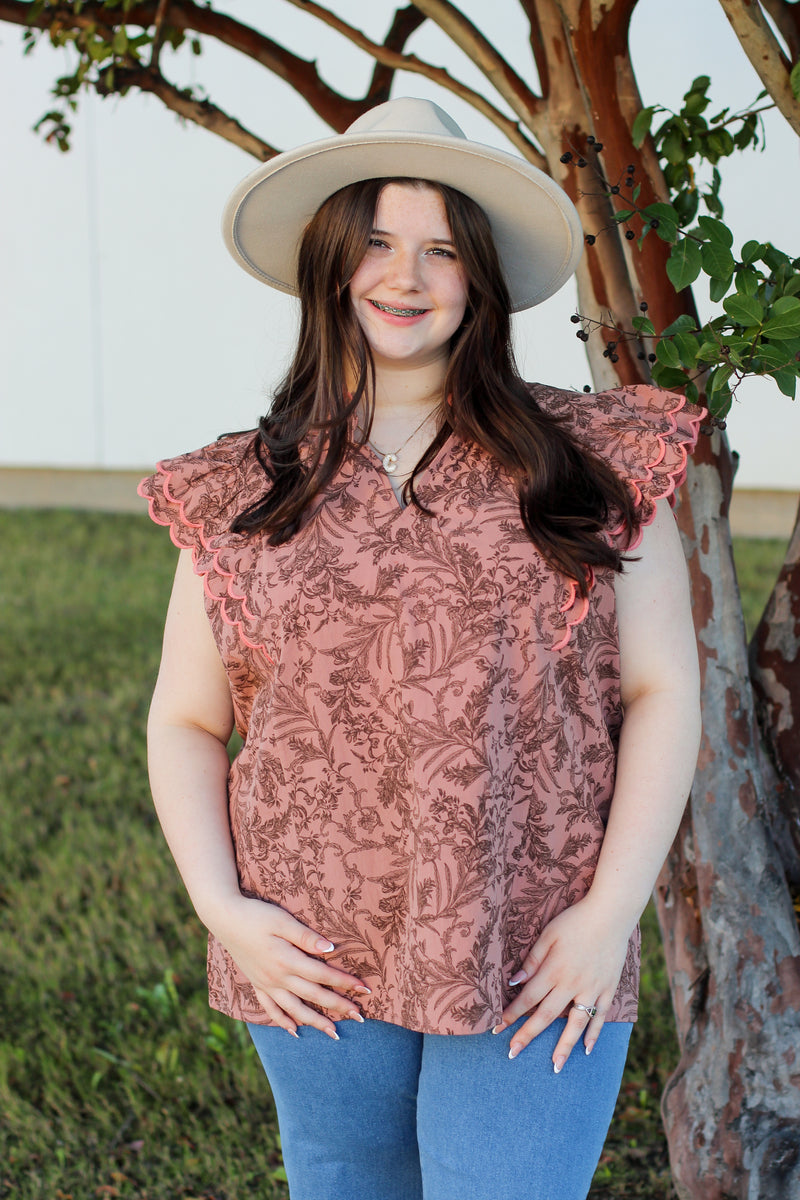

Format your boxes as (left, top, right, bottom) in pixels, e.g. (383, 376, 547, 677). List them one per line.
(1, 0, 798, 485)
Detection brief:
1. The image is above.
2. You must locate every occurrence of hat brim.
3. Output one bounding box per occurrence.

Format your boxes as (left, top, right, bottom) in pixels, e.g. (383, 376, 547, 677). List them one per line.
(222, 129, 584, 313)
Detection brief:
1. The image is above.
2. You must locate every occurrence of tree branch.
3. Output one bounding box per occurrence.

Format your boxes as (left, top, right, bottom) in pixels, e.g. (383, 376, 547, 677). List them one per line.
(363, 4, 427, 107)
(283, 0, 546, 164)
(716, 0, 800, 136)
(104, 64, 280, 159)
(409, 0, 543, 129)
(761, 0, 800, 62)
(149, 0, 170, 70)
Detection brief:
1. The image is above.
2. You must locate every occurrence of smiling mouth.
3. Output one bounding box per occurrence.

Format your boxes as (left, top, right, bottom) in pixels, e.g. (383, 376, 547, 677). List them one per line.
(369, 299, 428, 317)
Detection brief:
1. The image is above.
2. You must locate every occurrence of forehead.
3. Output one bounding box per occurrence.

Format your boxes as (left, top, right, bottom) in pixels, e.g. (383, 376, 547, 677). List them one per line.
(374, 182, 451, 232)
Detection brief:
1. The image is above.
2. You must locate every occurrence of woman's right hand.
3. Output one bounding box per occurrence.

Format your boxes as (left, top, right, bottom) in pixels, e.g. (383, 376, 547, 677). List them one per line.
(209, 895, 371, 1038)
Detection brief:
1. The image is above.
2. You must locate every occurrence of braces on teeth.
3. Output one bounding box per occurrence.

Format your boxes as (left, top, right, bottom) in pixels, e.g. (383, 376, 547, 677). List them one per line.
(371, 300, 426, 317)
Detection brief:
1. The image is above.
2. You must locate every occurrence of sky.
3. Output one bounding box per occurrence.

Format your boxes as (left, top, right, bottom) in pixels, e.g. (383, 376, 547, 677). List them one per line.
(0, 0, 798, 487)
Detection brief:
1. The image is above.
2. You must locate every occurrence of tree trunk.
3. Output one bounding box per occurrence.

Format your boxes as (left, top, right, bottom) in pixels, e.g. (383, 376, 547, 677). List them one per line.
(656, 432, 800, 1198)
(528, 5, 800, 1195)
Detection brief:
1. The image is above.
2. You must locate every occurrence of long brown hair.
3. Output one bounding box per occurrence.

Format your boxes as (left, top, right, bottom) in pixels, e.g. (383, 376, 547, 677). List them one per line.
(231, 177, 638, 595)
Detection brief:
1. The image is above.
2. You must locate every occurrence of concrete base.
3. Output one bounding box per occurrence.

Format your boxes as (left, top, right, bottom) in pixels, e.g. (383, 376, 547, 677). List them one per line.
(0, 467, 796, 540)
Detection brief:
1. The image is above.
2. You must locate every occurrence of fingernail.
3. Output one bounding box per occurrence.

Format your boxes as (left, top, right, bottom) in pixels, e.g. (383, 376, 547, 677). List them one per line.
(354, 985, 372, 995)
(349, 1012, 365, 1023)
(508, 1044, 520, 1060)
(492, 1023, 507, 1035)
(285, 1028, 299, 1038)
(585, 1042, 593, 1056)
(508, 971, 528, 987)
(315, 938, 335, 953)
(553, 1056, 565, 1074)
(327, 1028, 340, 1041)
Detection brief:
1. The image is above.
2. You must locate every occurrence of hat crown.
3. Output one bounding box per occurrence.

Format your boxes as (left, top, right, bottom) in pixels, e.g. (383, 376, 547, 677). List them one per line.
(345, 97, 466, 141)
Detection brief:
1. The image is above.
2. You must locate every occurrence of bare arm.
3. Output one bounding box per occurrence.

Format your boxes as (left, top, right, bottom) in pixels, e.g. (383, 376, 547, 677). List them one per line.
(147, 549, 369, 1036)
(498, 500, 702, 1064)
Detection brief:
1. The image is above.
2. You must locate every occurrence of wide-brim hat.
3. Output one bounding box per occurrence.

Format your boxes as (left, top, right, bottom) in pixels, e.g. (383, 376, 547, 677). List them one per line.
(222, 97, 584, 312)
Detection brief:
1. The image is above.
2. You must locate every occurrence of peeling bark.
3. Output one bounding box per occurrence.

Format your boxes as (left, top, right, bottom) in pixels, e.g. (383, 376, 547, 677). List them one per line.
(750, 499, 800, 881)
(716, 0, 800, 137)
(661, 435, 800, 1198)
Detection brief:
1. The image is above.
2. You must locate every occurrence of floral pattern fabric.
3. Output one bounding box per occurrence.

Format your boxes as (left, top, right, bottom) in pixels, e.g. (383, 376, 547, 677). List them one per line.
(139, 383, 703, 1034)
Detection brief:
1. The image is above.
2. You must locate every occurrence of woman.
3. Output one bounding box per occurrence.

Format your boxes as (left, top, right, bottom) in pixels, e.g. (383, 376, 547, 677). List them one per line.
(140, 98, 703, 1199)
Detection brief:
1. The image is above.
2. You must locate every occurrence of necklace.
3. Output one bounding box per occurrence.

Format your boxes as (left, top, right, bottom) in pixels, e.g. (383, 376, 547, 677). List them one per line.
(364, 407, 439, 475)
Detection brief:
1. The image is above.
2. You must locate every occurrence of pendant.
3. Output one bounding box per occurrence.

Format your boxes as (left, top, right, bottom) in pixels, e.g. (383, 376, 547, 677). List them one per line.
(382, 453, 399, 474)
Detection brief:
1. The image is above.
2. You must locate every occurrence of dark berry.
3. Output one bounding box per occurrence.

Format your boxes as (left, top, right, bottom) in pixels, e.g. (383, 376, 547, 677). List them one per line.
(637, 352, 646, 360)
(594, 142, 603, 151)
(721, 345, 730, 355)
(610, 185, 620, 194)
(610, 354, 619, 363)
(640, 302, 649, 311)
(560, 152, 573, 163)
(583, 385, 592, 393)
(577, 158, 587, 168)
(718, 419, 727, 430)
(625, 230, 635, 240)
(587, 135, 596, 145)
(627, 164, 636, 173)
(570, 314, 581, 323)
(585, 234, 596, 245)
(648, 353, 656, 362)
(650, 219, 660, 228)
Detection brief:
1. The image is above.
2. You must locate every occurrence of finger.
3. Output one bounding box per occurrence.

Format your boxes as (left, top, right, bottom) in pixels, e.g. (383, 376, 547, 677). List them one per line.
(506, 1000, 566, 1060)
(254, 989, 300, 1037)
(582, 1000, 610, 1056)
(507, 946, 544, 989)
(287, 975, 366, 1022)
(551, 1004, 598, 1073)
(270, 911, 371, 992)
(496, 969, 556, 1031)
(269, 988, 345, 1041)
(275, 942, 372, 998)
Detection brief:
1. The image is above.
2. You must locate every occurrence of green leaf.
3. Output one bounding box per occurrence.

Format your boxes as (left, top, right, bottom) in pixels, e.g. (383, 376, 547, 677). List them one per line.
(656, 339, 682, 369)
(735, 266, 760, 297)
(791, 60, 800, 102)
(705, 365, 734, 416)
(666, 239, 703, 291)
(762, 301, 800, 340)
(613, 209, 636, 222)
(112, 27, 128, 55)
(772, 369, 798, 398)
(697, 340, 722, 363)
(709, 274, 733, 302)
(722, 294, 764, 325)
(651, 364, 691, 390)
(632, 315, 656, 336)
(701, 241, 735, 281)
(696, 216, 733, 249)
(662, 128, 687, 166)
(660, 314, 698, 337)
(674, 331, 701, 366)
(757, 343, 794, 370)
(632, 183, 642, 203)
(739, 241, 762, 266)
(632, 106, 656, 148)
(683, 380, 700, 404)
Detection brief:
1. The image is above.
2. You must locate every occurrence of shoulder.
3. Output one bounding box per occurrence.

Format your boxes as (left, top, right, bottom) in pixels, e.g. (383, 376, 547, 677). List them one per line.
(527, 380, 706, 529)
(137, 430, 269, 545)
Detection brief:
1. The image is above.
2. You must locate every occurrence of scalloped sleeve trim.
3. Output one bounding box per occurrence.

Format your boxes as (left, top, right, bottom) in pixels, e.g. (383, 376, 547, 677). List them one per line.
(138, 433, 275, 661)
(532, 383, 706, 649)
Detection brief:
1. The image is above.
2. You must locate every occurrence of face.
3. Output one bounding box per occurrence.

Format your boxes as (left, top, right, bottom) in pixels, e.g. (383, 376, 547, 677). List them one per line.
(347, 183, 469, 374)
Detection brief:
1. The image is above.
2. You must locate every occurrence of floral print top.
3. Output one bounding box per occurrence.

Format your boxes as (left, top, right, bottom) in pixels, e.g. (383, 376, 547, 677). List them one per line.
(139, 383, 703, 1033)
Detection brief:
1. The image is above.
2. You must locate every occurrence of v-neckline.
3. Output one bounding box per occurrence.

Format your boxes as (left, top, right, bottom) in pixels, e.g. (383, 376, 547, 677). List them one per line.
(356, 430, 456, 512)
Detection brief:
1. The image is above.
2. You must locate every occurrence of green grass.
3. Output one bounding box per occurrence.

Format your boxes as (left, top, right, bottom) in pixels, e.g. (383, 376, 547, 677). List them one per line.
(0, 512, 788, 1199)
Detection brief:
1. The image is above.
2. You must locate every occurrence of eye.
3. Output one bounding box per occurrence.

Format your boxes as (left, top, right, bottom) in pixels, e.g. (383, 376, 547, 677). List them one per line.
(367, 237, 389, 250)
(427, 246, 457, 259)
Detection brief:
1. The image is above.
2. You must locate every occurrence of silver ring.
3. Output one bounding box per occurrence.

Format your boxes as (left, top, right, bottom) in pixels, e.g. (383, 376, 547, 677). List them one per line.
(572, 1002, 598, 1019)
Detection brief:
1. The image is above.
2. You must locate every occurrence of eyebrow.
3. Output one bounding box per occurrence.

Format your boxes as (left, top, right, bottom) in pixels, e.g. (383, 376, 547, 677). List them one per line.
(371, 227, 455, 246)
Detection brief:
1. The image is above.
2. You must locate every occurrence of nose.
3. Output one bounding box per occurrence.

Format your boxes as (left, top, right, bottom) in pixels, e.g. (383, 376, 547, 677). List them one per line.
(385, 246, 422, 293)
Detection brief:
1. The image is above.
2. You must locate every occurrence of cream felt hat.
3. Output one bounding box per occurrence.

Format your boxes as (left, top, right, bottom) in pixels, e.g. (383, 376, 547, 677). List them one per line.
(222, 97, 584, 312)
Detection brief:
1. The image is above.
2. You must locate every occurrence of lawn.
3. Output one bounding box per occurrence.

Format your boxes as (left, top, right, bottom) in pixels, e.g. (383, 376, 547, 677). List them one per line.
(0, 509, 788, 1199)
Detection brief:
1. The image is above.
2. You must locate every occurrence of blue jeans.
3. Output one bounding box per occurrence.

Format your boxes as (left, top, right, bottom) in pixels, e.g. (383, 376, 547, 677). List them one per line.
(248, 1016, 631, 1200)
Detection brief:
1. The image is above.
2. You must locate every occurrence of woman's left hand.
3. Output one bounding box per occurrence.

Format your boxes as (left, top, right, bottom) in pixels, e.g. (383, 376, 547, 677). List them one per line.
(494, 897, 631, 1069)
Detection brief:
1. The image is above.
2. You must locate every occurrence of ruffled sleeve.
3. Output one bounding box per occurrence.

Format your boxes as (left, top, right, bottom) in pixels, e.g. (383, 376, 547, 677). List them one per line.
(137, 431, 276, 657)
(532, 382, 705, 549)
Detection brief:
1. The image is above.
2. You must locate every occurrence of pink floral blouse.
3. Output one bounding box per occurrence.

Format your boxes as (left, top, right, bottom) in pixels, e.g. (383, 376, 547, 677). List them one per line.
(139, 383, 703, 1034)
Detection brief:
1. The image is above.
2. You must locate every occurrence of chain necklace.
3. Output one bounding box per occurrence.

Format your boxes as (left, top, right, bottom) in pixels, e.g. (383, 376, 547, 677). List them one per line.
(363, 407, 439, 475)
